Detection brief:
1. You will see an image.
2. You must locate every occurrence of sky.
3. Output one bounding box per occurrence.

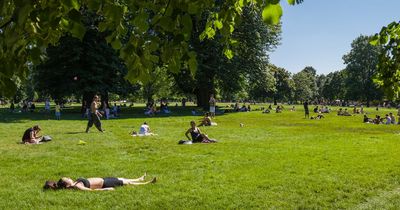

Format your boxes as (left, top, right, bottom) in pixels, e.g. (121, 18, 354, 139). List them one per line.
(269, 0, 400, 75)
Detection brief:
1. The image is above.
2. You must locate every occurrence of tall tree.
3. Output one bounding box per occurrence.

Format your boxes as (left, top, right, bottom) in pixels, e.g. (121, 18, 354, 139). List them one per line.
(343, 35, 383, 106)
(321, 70, 346, 101)
(173, 6, 281, 107)
(292, 66, 318, 101)
(0, 0, 302, 97)
(270, 65, 295, 104)
(34, 28, 136, 107)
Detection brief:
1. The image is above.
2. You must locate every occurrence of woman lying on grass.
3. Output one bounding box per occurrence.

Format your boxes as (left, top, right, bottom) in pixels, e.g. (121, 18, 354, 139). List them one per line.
(185, 121, 217, 143)
(43, 173, 156, 191)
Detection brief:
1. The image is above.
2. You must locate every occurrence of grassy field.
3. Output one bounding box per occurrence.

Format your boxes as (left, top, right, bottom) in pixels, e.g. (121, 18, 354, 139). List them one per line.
(1, 103, 400, 209)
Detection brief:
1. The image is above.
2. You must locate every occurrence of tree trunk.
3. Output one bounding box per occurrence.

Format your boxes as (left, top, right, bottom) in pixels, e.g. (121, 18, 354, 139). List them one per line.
(100, 92, 109, 109)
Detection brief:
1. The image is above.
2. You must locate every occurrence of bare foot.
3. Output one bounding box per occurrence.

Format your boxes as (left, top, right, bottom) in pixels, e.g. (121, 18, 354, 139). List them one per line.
(139, 172, 147, 181)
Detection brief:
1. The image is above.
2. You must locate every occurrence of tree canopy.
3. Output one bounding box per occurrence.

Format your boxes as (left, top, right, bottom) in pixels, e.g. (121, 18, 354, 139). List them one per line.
(0, 0, 301, 97)
(371, 21, 400, 99)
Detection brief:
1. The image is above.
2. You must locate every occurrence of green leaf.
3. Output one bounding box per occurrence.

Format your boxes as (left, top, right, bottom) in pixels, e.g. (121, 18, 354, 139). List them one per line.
(287, 0, 295, 5)
(224, 48, 233, 59)
(369, 35, 379, 46)
(87, 0, 101, 11)
(111, 39, 122, 50)
(262, 3, 283, 25)
(214, 20, 223, 30)
(70, 21, 86, 40)
(61, 0, 80, 11)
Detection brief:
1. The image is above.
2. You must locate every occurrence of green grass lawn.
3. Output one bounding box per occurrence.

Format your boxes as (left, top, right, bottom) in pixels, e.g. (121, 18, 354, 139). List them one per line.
(1, 104, 400, 209)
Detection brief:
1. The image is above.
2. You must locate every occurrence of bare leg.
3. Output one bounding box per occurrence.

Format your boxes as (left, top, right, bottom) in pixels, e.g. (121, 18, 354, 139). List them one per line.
(118, 172, 147, 184)
(119, 177, 156, 185)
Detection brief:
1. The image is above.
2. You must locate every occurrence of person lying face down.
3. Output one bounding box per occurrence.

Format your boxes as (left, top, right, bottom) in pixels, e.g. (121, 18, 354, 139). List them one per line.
(43, 173, 156, 191)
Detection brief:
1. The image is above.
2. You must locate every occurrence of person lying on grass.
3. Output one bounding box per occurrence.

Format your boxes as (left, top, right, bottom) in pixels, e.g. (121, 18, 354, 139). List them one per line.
(185, 121, 217, 143)
(22, 125, 42, 144)
(43, 173, 156, 191)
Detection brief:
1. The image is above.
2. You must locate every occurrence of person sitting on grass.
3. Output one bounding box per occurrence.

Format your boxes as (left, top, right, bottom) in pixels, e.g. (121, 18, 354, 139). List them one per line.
(185, 121, 216, 143)
(43, 173, 156, 191)
(385, 114, 392, 125)
(373, 115, 382, 124)
(262, 109, 270, 114)
(132, 122, 156, 136)
(199, 112, 212, 126)
(363, 115, 372, 123)
(22, 125, 43, 144)
(343, 109, 352, 116)
(313, 106, 319, 113)
(310, 112, 324, 120)
(389, 113, 396, 124)
(276, 105, 283, 113)
(337, 108, 344, 116)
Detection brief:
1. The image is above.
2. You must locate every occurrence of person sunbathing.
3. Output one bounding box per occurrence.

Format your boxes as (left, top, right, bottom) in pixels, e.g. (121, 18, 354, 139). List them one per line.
(185, 121, 216, 143)
(198, 113, 212, 126)
(43, 173, 156, 191)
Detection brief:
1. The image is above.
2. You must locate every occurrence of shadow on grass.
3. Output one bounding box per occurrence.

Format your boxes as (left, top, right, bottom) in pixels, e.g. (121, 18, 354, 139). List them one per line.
(0, 106, 239, 123)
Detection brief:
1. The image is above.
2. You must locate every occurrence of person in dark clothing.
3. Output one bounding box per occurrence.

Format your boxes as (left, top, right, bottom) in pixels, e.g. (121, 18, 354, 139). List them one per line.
(43, 173, 156, 191)
(22, 125, 42, 144)
(86, 95, 104, 133)
(185, 121, 216, 143)
(303, 101, 309, 119)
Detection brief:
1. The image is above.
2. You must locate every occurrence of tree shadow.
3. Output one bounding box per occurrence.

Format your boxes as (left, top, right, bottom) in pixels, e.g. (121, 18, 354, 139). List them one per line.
(0, 105, 238, 123)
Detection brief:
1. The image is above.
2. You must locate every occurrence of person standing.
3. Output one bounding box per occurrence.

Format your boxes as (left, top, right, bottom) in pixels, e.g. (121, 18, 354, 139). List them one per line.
(303, 101, 309, 119)
(45, 99, 51, 113)
(209, 94, 216, 118)
(85, 95, 103, 133)
(55, 103, 61, 120)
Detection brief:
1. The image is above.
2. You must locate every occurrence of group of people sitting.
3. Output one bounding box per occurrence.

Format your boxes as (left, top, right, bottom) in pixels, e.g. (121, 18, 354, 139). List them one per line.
(364, 113, 397, 124)
(144, 101, 171, 116)
(337, 108, 353, 116)
(313, 106, 330, 113)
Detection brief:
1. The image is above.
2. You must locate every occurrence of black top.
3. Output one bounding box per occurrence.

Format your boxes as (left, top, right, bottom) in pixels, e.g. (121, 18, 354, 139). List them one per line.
(22, 128, 33, 142)
(76, 178, 90, 188)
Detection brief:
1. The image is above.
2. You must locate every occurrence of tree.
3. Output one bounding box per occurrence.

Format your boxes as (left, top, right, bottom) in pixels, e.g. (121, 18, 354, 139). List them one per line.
(292, 66, 318, 101)
(34, 28, 137, 108)
(173, 6, 281, 107)
(0, 0, 302, 97)
(321, 71, 346, 101)
(270, 65, 295, 104)
(371, 21, 400, 99)
(343, 35, 383, 106)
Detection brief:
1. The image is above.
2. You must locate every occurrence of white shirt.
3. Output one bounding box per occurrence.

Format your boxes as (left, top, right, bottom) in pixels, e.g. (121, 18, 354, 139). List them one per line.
(139, 124, 150, 134)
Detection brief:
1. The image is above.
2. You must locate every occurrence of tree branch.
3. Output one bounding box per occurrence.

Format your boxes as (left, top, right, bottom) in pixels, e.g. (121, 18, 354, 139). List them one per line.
(0, 17, 14, 30)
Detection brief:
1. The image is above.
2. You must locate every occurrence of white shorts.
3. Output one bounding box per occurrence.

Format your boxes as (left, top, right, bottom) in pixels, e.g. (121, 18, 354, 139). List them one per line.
(210, 106, 215, 113)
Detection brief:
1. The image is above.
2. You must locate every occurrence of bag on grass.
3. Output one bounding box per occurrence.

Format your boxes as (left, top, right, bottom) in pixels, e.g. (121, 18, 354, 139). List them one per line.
(41, 135, 52, 142)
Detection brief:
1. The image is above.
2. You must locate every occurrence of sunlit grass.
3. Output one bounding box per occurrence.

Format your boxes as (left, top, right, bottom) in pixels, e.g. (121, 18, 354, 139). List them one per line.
(0, 103, 399, 209)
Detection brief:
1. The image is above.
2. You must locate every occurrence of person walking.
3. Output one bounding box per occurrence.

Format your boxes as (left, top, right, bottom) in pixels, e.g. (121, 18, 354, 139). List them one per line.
(85, 95, 104, 133)
(303, 100, 309, 119)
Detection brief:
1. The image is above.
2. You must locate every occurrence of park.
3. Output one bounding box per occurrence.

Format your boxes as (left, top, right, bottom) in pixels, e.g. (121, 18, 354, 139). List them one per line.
(1, 0, 400, 209)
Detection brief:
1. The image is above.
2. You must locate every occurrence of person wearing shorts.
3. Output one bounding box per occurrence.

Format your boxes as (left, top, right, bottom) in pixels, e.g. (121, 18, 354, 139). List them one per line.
(209, 94, 216, 118)
(43, 173, 156, 191)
